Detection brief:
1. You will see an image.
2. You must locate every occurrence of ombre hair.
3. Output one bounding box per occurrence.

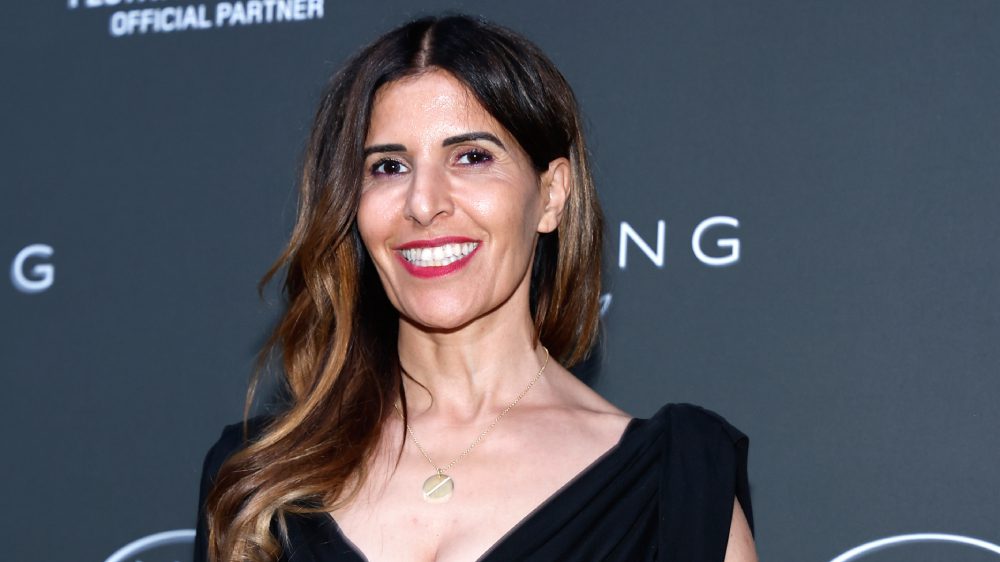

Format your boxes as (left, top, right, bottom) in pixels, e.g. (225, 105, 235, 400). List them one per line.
(204, 14, 604, 562)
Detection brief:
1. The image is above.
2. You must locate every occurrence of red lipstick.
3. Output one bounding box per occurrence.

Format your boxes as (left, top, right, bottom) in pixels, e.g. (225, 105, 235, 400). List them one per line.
(393, 236, 481, 278)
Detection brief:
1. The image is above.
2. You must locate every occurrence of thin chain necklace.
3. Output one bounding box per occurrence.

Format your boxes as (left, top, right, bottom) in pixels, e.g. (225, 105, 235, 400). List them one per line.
(393, 346, 550, 503)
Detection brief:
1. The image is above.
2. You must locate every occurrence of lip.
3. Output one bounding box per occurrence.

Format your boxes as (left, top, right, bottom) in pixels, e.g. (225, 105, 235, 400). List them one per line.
(394, 236, 479, 250)
(393, 237, 481, 279)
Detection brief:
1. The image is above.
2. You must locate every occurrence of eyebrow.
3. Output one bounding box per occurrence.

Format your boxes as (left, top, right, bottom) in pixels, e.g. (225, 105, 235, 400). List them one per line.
(363, 143, 406, 158)
(442, 132, 506, 149)
(362, 131, 506, 158)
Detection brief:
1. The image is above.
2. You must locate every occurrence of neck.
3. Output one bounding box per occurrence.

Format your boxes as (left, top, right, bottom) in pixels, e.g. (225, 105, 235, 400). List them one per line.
(396, 312, 547, 423)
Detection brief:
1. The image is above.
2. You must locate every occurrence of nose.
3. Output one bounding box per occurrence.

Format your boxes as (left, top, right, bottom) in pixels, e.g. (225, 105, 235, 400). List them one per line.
(404, 163, 454, 226)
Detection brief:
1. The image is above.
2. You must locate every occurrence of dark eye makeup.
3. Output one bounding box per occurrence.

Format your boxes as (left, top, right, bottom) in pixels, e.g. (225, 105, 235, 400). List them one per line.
(366, 147, 494, 178)
(456, 148, 493, 165)
(370, 158, 406, 176)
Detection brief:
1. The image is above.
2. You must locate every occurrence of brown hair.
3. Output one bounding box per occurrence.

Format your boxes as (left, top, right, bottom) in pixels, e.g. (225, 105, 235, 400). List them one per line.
(204, 14, 604, 562)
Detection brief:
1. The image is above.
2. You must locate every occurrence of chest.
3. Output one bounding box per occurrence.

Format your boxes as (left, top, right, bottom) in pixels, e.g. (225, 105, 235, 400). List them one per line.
(330, 427, 618, 562)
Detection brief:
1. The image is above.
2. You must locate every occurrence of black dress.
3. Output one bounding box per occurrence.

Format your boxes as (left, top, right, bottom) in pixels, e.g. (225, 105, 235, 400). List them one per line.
(194, 403, 754, 562)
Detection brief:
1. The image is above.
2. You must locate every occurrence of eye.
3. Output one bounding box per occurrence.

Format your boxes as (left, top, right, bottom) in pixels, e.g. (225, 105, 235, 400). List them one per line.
(370, 158, 409, 176)
(456, 149, 493, 166)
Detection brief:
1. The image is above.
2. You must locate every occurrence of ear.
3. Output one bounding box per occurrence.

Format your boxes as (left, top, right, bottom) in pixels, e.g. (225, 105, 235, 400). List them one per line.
(536, 157, 571, 234)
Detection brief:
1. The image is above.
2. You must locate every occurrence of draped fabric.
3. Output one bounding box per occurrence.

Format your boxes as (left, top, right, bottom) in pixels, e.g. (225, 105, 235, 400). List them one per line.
(195, 403, 753, 562)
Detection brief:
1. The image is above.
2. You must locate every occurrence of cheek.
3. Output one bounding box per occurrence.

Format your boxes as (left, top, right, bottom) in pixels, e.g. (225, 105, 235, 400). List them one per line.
(472, 193, 542, 257)
(355, 198, 376, 251)
(356, 191, 395, 251)
(468, 172, 543, 226)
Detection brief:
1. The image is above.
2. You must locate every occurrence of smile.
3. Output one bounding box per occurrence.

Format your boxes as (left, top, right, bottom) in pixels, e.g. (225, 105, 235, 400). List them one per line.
(399, 242, 479, 267)
(393, 238, 481, 279)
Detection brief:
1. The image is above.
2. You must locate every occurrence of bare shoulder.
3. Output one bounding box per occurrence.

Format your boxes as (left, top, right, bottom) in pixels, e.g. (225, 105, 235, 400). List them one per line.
(539, 361, 633, 444)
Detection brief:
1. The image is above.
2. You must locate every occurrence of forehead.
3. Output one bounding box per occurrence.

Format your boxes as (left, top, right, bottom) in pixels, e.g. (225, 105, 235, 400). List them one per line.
(366, 70, 512, 144)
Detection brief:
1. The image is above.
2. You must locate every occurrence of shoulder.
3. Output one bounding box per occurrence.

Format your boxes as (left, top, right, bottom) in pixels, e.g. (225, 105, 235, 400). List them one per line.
(663, 403, 753, 519)
(194, 414, 276, 561)
(651, 403, 757, 555)
(657, 402, 749, 446)
(543, 366, 634, 447)
(639, 402, 751, 473)
(199, 414, 274, 484)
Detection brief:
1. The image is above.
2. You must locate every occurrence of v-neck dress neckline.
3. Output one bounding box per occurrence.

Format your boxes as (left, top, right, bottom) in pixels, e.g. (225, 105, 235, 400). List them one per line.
(322, 414, 647, 562)
(194, 403, 754, 562)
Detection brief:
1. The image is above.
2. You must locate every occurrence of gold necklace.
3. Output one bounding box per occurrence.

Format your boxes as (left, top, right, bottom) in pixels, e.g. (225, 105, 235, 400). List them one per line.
(394, 346, 550, 503)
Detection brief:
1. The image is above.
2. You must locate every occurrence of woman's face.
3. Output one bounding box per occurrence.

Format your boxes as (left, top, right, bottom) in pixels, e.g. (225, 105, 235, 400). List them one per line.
(357, 70, 569, 331)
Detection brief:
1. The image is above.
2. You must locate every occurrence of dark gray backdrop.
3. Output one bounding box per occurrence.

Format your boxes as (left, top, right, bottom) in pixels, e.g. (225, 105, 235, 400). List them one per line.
(3, 1, 999, 561)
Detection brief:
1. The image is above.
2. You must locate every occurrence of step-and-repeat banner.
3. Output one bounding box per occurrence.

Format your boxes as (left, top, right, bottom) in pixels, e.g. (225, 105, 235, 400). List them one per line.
(3, 2, 999, 561)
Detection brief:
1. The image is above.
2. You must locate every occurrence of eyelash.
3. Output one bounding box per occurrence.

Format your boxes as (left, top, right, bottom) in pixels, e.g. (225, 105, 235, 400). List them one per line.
(367, 149, 494, 177)
(369, 158, 406, 176)
(456, 148, 493, 166)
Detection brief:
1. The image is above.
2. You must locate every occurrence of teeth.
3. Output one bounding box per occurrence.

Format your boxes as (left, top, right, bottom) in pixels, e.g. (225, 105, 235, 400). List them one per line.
(401, 242, 478, 267)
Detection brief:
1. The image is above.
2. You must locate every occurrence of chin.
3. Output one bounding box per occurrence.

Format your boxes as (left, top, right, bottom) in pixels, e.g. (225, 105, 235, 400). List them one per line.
(400, 303, 482, 333)
(404, 313, 472, 333)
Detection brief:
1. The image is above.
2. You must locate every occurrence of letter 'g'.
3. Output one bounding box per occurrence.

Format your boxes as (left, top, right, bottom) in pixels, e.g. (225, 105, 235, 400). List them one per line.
(692, 217, 740, 266)
(11, 244, 54, 294)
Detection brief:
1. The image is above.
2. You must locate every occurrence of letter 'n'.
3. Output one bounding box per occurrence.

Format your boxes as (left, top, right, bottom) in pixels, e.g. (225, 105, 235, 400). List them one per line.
(619, 221, 665, 269)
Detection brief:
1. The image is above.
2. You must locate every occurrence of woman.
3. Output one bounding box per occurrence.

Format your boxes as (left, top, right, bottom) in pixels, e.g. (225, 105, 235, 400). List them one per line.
(195, 14, 756, 562)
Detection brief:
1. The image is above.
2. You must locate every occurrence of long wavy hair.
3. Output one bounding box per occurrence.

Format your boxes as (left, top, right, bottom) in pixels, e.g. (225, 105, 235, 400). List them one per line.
(204, 14, 604, 562)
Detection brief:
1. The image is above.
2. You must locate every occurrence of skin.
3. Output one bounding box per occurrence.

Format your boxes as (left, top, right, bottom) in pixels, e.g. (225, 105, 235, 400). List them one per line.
(337, 69, 757, 562)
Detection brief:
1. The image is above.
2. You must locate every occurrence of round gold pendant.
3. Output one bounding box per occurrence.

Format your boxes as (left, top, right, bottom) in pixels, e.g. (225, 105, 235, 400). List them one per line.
(421, 473, 454, 503)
